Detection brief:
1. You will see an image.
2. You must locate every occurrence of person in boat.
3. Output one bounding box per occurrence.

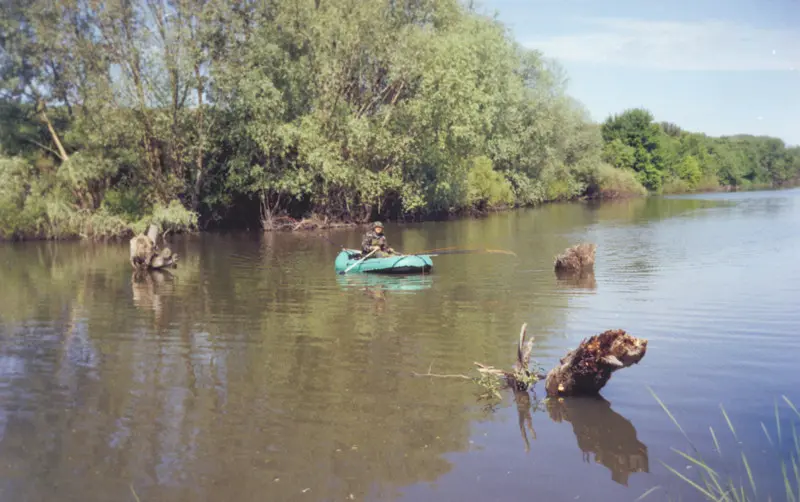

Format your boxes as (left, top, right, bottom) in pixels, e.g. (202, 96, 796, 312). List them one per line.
(361, 221, 395, 258)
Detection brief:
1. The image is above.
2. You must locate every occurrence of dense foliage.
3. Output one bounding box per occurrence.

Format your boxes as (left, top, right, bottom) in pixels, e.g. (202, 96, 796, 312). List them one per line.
(0, 0, 797, 239)
(602, 109, 800, 193)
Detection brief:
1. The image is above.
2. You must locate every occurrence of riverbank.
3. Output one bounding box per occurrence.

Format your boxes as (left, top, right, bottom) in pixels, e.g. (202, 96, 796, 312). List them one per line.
(4, 179, 797, 243)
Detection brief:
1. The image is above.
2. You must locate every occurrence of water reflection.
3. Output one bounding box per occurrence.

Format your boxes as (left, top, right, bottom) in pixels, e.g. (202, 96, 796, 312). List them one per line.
(131, 269, 176, 320)
(511, 390, 546, 452)
(335, 273, 434, 293)
(554, 269, 597, 290)
(546, 396, 649, 486)
(0, 189, 798, 501)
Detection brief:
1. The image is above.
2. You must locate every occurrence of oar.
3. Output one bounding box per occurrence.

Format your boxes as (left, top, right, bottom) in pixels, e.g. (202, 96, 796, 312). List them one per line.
(339, 247, 379, 275)
(411, 248, 517, 257)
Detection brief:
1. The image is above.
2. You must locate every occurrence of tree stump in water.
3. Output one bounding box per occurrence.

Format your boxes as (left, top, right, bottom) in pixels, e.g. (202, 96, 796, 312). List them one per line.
(554, 243, 596, 272)
(544, 329, 647, 397)
(129, 224, 178, 271)
(474, 326, 647, 398)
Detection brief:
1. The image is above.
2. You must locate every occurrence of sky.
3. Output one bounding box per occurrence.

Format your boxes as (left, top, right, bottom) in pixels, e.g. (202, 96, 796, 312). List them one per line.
(475, 0, 800, 146)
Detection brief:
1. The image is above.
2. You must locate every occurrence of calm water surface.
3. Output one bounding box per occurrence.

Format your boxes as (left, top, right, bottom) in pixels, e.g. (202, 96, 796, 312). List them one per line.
(1, 189, 799, 501)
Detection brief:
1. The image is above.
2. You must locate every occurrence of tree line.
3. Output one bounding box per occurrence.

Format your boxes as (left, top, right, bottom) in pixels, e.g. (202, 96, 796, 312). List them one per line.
(1, 0, 798, 240)
(601, 108, 800, 193)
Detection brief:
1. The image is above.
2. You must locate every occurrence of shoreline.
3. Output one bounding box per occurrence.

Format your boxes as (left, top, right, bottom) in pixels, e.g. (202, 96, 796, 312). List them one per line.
(3, 183, 797, 244)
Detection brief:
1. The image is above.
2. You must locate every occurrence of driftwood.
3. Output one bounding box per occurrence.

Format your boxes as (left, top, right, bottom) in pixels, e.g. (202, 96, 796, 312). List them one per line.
(475, 324, 543, 392)
(475, 325, 647, 398)
(554, 243, 597, 272)
(129, 224, 178, 271)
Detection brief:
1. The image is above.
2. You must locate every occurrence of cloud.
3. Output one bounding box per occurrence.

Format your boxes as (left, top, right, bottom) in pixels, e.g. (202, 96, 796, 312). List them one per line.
(526, 18, 800, 71)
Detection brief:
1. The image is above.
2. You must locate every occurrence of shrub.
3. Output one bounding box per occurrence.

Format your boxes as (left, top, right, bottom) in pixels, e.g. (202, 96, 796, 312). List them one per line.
(583, 163, 647, 199)
(465, 156, 514, 210)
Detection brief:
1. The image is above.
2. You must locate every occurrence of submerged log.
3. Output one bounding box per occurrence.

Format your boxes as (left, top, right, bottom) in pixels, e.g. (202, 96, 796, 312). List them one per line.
(129, 224, 178, 271)
(544, 329, 647, 397)
(554, 243, 597, 272)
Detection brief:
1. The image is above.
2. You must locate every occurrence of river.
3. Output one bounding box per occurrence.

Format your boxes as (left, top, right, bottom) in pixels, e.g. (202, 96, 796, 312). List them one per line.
(1, 189, 799, 502)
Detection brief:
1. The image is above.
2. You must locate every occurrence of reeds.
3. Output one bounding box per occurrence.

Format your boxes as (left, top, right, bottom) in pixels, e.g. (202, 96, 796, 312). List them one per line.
(646, 389, 800, 502)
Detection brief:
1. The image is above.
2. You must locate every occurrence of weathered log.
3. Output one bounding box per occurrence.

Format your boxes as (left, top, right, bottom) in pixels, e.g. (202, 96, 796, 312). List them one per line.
(129, 224, 178, 270)
(554, 242, 597, 272)
(544, 329, 647, 397)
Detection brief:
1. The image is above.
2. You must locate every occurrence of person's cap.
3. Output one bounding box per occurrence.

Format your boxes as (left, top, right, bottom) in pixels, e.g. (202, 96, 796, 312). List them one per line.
(373, 221, 384, 228)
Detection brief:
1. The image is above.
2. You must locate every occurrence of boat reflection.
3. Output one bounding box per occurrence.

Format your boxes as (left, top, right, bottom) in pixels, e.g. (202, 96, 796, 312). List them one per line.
(545, 396, 649, 486)
(335, 272, 434, 294)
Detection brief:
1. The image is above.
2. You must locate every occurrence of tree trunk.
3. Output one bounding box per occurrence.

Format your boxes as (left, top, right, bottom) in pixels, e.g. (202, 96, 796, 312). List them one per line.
(37, 100, 69, 162)
(192, 63, 205, 212)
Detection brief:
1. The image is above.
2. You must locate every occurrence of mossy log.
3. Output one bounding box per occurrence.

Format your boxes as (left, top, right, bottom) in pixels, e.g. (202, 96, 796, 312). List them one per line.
(129, 224, 178, 271)
(554, 243, 597, 272)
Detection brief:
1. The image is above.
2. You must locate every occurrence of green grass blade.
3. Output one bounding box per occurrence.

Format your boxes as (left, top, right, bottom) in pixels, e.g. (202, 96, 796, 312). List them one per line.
(635, 485, 662, 501)
(784, 463, 796, 502)
(671, 448, 719, 477)
(721, 404, 739, 442)
(711, 426, 722, 454)
(661, 460, 718, 500)
(783, 396, 800, 420)
(727, 478, 741, 502)
(776, 400, 783, 444)
(761, 422, 774, 447)
(792, 455, 800, 500)
(650, 387, 697, 451)
(670, 448, 728, 497)
(741, 452, 756, 496)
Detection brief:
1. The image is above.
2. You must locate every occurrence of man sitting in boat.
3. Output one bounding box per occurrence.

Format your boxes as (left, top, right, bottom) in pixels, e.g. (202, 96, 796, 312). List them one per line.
(361, 221, 395, 258)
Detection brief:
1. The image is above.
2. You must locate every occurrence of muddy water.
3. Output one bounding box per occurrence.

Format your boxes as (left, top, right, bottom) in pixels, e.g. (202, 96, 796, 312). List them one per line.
(1, 189, 799, 502)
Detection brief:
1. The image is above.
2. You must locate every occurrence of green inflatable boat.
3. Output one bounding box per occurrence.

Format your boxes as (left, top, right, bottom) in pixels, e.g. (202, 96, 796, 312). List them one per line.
(334, 249, 433, 274)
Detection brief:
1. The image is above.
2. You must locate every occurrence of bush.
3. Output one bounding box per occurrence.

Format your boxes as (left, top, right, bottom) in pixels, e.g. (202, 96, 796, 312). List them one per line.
(465, 156, 514, 210)
(132, 200, 198, 235)
(584, 163, 647, 199)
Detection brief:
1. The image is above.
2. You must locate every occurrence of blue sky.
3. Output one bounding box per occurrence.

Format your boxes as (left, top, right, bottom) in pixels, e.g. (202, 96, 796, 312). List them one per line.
(475, 0, 800, 146)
